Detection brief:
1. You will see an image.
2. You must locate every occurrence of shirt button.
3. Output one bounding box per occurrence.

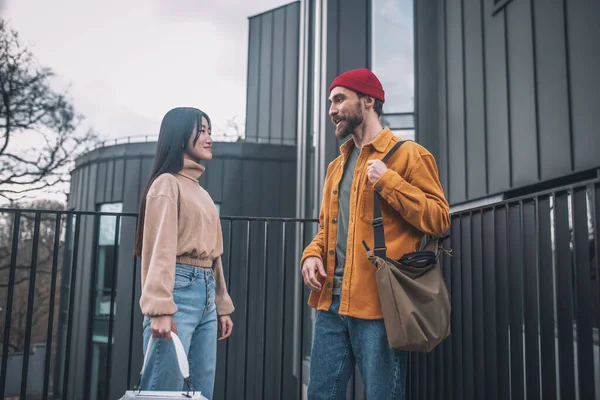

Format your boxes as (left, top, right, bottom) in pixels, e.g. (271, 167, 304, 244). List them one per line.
(332, 218, 337, 223)
(376, 187, 382, 192)
(329, 250, 334, 255)
(333, 189, 338, 195)
(327, 282, 332, 288)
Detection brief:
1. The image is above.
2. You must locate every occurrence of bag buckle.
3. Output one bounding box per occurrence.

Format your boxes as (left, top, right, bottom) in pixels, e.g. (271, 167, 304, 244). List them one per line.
(183, 377, 194, 398)
(371, 217, 383, 227)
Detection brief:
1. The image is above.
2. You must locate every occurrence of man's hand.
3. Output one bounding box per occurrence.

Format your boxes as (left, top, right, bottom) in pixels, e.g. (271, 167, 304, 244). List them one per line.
(150, 315, 177, 340)
(301, 256, 327, 291)
(218, 315, 234, 340)
(366, 159, 388, 184)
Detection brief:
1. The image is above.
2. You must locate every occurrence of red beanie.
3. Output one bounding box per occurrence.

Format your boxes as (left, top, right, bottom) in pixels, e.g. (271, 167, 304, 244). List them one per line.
(329, 68, 385, 103)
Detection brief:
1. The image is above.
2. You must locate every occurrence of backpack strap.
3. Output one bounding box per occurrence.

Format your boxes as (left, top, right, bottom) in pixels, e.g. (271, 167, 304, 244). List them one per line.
(372, 140, 407, 259)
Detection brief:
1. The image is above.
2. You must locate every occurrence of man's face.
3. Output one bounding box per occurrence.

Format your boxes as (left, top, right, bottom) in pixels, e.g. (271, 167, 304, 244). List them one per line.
(328, 87, 364, 140)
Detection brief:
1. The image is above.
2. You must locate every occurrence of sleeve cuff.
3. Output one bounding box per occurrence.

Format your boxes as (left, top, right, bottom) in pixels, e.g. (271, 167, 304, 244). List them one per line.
(140, 296, 177, 317)
(374, 168, 404, 198)
(373, 169, 410, 217)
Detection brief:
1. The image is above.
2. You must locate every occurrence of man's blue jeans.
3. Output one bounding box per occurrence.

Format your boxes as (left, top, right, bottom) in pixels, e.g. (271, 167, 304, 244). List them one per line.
(308, 296, 408, 399)
(140, 264, 218, 399)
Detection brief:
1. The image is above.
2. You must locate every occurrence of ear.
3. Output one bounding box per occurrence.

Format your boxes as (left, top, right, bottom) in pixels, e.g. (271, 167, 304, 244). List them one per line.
(363, 95, 375, 110)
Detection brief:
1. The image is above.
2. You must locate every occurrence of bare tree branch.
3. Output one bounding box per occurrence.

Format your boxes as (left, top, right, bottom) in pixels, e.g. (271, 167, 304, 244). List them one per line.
(0, 19, 99, 201)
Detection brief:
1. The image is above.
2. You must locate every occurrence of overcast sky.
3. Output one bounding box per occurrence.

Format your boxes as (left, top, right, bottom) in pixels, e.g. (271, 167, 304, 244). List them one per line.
(2, 0, 289, 141)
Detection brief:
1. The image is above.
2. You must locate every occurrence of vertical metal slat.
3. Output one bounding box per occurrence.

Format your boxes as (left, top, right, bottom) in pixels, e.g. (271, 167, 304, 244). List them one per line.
(104, 215, 121, 400)
(62, 213, 82, 397)
(482, 208, 498, 400)
(243, 220, 252, 398)
(461, 214, 474, 399)
(472, 211, 485, 400)
(451, 215, 463, 400)
(43, 212, 63, 400)
(495, 206, 511, 400)
(279, 222, 288, 400)
(261, 221, 270, 399)
(0, 211, 21, 397)
(508, 203, 525, 400)
(572, 186, 595, 396)
(20, 212, 42, 398)
(537, 195, 558, 399)
(523, 200, 541, 400)
(554, 191, 576, 398)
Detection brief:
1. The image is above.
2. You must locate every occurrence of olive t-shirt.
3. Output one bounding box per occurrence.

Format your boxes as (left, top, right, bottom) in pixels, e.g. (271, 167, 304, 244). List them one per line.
(333, 146, 360, 295)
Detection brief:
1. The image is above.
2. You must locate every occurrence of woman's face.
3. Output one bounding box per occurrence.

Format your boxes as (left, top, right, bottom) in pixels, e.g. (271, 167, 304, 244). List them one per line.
(185, 116, 213, 161)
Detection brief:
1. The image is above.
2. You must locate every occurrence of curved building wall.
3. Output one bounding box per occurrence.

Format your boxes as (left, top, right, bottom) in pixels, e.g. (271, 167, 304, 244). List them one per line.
(59, 140, 297, 399)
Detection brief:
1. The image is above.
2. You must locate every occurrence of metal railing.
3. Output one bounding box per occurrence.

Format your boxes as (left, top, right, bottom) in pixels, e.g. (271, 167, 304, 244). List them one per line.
(406, 178, 600, 400)
(2, 178, 599, 399)
(0, 209, 318, 399)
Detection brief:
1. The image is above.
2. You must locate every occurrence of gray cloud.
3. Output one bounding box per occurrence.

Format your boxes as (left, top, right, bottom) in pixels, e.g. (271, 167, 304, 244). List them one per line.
(4, 0, 290, 141)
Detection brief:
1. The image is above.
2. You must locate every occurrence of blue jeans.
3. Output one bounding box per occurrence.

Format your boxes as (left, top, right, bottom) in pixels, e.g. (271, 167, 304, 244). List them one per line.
(308, 296, 408, 400)
(141, 264, 218, 399)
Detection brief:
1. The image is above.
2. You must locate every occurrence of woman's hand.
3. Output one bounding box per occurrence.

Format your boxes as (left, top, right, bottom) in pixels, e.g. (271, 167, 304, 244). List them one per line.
(218, 315, 233, 340)
(150, 315, 177, 340)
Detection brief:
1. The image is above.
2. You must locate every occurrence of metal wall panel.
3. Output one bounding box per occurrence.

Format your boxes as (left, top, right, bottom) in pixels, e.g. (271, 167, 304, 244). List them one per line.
(463, 0, 487, 200)
(246, 2, 301, 146)
(113, 159, 125, 203)
(258, 13, 274, 142)
(446, 0, 467, 204)
(567, 0, 600, 172)
(270, 8, 286, 144)
(416, 0, 600, 205)
(533, 0, 571, 180)
(506, 0, 538, 187)
(246, 18, 261, 142)
(105, 160, 115, 203)
(283, 3, 301, 144)
(483, 2, 511, 196)
(324, 0, 370, 165)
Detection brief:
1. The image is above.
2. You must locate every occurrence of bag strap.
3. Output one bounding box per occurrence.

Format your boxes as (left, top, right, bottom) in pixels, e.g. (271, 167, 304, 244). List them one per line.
(372, 140, 406, 259)
(133, 331, 193, 395)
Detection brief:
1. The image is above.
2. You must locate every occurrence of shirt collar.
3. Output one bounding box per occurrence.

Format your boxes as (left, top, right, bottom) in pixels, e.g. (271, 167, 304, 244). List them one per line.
(339, 126, 394, 157)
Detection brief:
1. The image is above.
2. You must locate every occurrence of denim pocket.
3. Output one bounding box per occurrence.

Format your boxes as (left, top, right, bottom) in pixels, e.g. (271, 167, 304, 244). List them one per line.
(173, 270, 193, 289)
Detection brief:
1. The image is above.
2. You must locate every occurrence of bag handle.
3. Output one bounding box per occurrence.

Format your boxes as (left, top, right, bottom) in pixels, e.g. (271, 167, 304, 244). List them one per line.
(133, 331, 194, 396)
(372, 140, 407, 259)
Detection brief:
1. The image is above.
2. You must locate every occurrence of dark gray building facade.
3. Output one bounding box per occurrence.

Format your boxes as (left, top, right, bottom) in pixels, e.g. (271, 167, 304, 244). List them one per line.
(415, 0, 600, 207)
(56, 0, 600, 398)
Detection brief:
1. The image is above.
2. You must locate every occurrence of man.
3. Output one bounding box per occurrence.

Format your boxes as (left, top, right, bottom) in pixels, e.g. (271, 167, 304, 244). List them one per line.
(301, 68, 450, 399)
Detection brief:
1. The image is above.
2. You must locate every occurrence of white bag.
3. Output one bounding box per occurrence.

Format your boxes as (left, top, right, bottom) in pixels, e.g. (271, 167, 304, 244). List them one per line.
(120, 332, 207, 399)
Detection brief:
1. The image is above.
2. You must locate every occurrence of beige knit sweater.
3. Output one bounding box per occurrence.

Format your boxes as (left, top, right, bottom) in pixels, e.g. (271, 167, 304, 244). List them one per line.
(139, 158, 234, 317)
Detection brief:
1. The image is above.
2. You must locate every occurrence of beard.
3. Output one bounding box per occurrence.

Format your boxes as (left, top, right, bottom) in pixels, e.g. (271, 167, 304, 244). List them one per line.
(334, 102, 363, 140)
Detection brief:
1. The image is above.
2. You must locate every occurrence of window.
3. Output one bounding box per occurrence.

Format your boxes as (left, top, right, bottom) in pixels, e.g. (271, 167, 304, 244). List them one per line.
(371, 0, 414, 114)
(393, 129, 415, 141)
(95, 203, 122, 317)
(89, 202, 122, 400)
(371, 0, 416, 138)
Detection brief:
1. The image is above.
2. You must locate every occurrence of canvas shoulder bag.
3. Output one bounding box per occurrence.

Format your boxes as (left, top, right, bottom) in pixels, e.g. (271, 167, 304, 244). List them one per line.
(362, 140, 452, 352)
(120, 332, 207, 399)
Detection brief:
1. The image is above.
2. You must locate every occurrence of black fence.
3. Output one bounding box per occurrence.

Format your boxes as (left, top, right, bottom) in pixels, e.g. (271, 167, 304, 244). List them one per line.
(1, 179, 599, 400)
(407, 178, 600, 400)
(0, 209, 320, 400)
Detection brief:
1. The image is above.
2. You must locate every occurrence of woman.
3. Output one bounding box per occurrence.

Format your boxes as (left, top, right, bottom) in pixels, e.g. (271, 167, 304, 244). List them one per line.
(134, 107, 234, 398)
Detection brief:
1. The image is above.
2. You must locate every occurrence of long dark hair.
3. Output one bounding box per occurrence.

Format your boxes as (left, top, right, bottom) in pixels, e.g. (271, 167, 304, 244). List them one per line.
(134, 107, 211, 257)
